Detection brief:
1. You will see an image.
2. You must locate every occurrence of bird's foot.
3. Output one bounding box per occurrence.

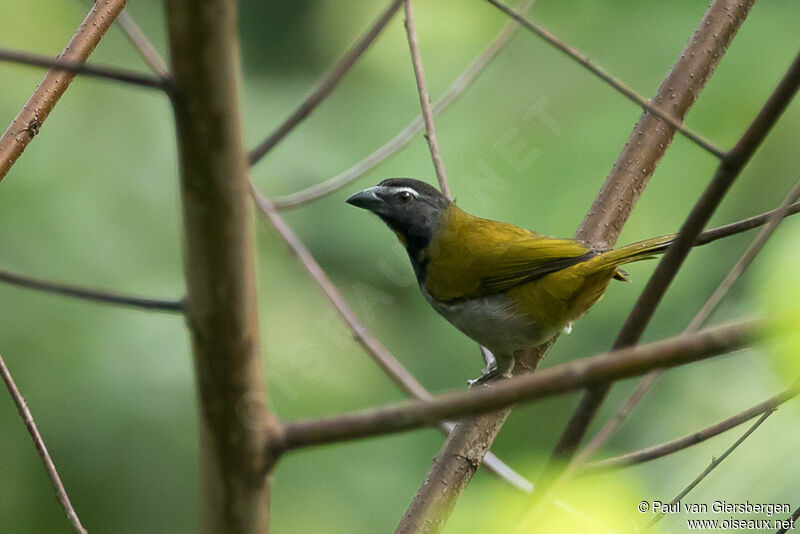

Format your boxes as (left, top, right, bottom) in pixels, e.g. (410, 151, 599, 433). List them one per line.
(468, 364, 510, 388)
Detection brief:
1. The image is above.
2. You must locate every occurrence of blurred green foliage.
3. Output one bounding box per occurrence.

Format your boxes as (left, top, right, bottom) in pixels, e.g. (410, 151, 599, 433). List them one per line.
(1, 0, 799, 532)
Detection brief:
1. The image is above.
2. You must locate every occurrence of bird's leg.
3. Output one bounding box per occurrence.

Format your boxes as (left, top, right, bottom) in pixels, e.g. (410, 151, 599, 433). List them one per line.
(468, 350, 514, 388)
(479, 345, 496, 370)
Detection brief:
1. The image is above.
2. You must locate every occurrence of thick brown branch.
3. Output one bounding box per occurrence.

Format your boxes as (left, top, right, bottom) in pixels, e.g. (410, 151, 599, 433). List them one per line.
(0, 267, 183, 313)
(547, 49, 800, 477)
(0, 353, 86, 534)
(0, 0, 129, 182)
(279, 320, 762, 450)
(485, 0, 724, 161)
(0, 48, 168, 90)
(271, 0, 533, 209)
(248, 0, 403, 166)
(402, 0, 451, 199)
(580, 383, 798, 474)
(166, 1, 272, 532)
(398, 2, 753, 530)
(251, 187, 531, 492)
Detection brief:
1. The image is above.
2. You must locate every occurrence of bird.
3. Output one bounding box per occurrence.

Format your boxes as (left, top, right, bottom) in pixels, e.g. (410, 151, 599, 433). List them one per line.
(346, 178, 674, 386)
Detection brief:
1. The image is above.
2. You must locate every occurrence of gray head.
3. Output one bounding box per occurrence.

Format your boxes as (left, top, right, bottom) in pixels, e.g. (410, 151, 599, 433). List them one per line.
(346, 178, 450, 280)
(346, 178, 450, 242)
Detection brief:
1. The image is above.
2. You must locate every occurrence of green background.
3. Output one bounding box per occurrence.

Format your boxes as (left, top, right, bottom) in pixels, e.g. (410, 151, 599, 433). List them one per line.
(1, 0, 799, 532)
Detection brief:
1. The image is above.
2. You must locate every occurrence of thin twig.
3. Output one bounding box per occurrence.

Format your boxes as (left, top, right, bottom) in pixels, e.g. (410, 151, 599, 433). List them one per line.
(251, 186, 531, 492)
(641, 410, 776, 532)
(0, 48, 168, 90)
(0, 0, 130, 182)
(545, 49, 800, 480)
(0, 267, 183, 313)
(776, 505, 800, 534)
(116, 11, 170, 78)
(689, 178, 800, 330)
(248, 0, 404, 166)
(0, 354, 86, 534)
(402, 0, 451, 199)
(271, 0, 534, 209)
(579, 383, 798, 474)
(277, 319, 762, 450)
(485, 0, 725, 160)
(571, 179, 800, 469)
(694, 201, 800, 246)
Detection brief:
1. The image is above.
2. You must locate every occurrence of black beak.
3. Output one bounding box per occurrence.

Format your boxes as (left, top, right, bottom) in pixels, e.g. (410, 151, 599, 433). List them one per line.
(345, 186, 384, 212)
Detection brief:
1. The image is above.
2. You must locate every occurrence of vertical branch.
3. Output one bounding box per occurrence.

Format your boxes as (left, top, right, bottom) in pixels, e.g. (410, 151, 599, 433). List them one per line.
(0, 354, 86, 534)
(397, 1, 753, 531)
(402, 0, 452, 200)
(0, 0, 129, 182)
(166, 1, 272, 533)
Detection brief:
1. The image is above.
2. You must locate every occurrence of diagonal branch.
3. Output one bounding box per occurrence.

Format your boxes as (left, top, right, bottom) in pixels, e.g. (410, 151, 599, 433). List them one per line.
(579, 382, 799, 474)
(641, 410, 776, 532)
(402, 0, 451, 199)
(270, 0, 534, 209)
(485, 0, 725, 160)
(0, 267, 183, 313)
(545, 50, 800, 482)
(276, 319, 763, 451)
(0, 48, 169, 90)
(398, 2, 753, 530)
(251, 187, 531, 492)
(568, 178, 800, 473)
(0, 353, 86, 534)
(0, 0, 129, 182)
(248, 0, 404, 166)
(115, 11, 170, 78)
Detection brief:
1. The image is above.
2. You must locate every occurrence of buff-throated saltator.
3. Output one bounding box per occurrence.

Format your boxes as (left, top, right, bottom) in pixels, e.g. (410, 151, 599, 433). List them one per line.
(346, 178, 674, 385)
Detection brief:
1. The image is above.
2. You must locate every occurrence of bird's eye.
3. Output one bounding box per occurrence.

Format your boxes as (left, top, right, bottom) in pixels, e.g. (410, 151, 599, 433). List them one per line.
(397, 191, 413, 203)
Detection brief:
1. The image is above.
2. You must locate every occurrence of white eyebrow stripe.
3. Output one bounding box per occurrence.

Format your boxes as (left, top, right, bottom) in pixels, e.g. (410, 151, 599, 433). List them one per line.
(379, 185, 420, 197)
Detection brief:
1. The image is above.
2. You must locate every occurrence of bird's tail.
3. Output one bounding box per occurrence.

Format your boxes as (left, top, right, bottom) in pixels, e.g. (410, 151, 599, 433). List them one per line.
(586, 234, 676, 281)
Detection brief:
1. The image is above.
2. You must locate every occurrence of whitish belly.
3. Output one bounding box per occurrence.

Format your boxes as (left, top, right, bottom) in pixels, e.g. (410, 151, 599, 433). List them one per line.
(422, 288, 556, 357)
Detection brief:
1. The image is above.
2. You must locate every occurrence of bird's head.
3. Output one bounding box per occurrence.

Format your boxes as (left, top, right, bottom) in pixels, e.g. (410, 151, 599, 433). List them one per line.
(346, 178, 450, 248)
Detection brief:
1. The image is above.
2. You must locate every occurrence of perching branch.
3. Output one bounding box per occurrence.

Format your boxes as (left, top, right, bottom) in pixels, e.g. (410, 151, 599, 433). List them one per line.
(545, 48, 800, 486)
(0, 48, 168, 90)
(0, 0, 129, 182)
(402, 0, 451, 199)
(270, 0, 534, 209)
(485, 0, 725, 160)
(0, 267, 183, 313)
(166, 1, 273, 532)
(250, 187, 531, 492)
(399, 2, 753, 530)
(248, 0, 404, 166)
(277, 319, 762, 451)
(0, 353, 86, 534)
(579, 383, 799, 474)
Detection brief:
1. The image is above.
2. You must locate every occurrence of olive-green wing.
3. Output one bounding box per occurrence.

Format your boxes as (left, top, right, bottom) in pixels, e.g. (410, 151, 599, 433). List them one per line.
(424, 206, 594, 301)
